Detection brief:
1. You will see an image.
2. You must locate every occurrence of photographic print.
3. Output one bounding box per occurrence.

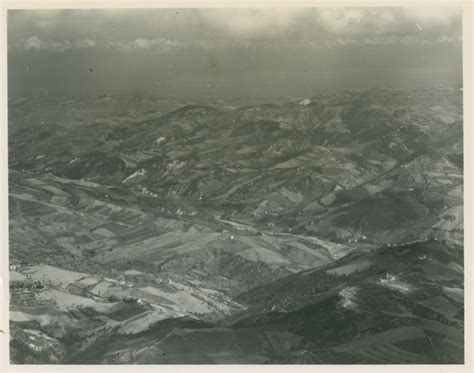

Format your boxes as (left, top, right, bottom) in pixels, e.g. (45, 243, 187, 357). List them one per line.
(6, 6, 464, 364)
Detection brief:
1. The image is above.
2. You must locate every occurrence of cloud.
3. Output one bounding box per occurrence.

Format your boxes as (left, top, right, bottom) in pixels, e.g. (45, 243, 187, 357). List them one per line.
(199, 8, 304, 38)
(7, 7, 462, 53)
(314, 7, 461, 36)
(402, 7, 461, 27)
(74, 39, 96, 49)
(11, 35, 183, 53)
(106, 37, 185, 53)
(316, 9, 367, 34)
(15, 35, 96, 52)
(311, 33, 462, 49)
(196, 7, 461, 40)
(22, 35, 42, 50)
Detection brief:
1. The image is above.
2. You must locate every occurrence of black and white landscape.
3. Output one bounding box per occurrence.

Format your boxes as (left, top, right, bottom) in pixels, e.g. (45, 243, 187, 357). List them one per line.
(8, 8, 464, 364)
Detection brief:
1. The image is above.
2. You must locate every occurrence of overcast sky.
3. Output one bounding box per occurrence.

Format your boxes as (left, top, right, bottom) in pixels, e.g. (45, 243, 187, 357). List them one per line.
(8, 8, 463, 100)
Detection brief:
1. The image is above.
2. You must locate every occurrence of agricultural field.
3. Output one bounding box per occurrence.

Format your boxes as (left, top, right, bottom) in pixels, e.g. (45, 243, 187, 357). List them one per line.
(8, 87, 464, 364)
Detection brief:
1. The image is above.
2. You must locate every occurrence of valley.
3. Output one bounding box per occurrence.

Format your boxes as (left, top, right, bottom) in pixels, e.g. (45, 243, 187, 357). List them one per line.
(8, 87, 464, 364)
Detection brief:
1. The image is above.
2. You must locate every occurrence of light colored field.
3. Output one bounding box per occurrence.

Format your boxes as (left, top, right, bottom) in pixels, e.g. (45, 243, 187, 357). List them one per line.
(117, 304, 186, 335)
(280, 188, 304, 203)
(258, 234, 334, 259)
(232, 232, 336, 270)
(442, 286, 464, 304)
(90, 281, 114, 297)
(37, 289, 120, 313)
(23, 265, 90, 288)
(167, 280, 242, 314)
(49, 175, 105, 188)
(24, 328, 58, 341)
(77, 276, 101, 286)
(124, 269, 145, 276)
(10, 310, 35, 322)
(24, 177, 45, 186)
(92, 227, 115, 238)
(98, 232, 222, 263)
(275, 233, 352, 260)
(39, 185, 69, 196)
(272, 158, 306, 170)
(10, 310, 55, 327)
(327, 260, 372, 276)
(237, 246, 291, 266)
(10, 271, 27, 282)
(139, 286, 212, 314)
(377, 277, 413, 293)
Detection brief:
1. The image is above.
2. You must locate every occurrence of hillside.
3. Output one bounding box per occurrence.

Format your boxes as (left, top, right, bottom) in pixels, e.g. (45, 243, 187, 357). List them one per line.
(8, 87, 464, 363)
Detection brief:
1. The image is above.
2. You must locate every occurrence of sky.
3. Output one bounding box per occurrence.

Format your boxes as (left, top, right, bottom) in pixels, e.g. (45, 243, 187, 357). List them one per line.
(7, 7, 463, 101)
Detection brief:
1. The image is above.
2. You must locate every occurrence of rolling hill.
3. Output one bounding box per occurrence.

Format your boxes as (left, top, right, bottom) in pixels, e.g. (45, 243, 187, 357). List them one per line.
(9, 87, 464, 363)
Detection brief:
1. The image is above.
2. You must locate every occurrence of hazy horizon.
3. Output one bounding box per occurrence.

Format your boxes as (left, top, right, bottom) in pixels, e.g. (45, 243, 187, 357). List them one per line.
(8, 8, 463, 102)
